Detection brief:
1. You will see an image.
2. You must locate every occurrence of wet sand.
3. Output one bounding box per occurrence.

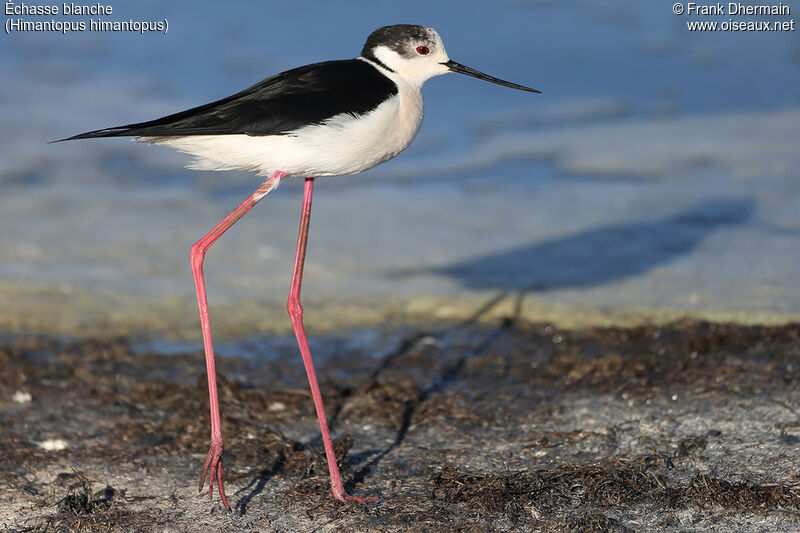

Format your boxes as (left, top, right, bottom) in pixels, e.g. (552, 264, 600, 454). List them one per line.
(3, 319, 799, 532)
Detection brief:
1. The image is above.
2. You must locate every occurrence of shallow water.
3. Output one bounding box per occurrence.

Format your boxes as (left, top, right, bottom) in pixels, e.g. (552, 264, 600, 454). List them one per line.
(2, 2, 799, 338)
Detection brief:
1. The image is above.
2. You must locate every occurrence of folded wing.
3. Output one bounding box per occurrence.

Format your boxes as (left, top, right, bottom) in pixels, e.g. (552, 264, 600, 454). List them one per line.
(58, 59, 398, 140)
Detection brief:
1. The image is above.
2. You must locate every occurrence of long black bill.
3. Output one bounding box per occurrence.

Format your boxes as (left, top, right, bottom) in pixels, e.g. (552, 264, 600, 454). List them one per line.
(444, 60, 541, 93)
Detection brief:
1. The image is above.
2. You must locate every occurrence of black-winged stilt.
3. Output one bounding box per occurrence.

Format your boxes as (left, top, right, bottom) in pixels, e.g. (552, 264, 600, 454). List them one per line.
(59, 24, 539, 511)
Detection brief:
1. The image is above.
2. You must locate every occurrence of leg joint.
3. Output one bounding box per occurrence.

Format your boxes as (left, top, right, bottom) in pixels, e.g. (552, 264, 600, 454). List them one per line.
(286, 296, 303, 320)
(190, 240, 207, 268)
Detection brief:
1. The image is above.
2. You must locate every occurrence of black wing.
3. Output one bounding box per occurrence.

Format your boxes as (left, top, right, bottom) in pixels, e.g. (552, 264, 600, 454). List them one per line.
(57, 59, 398, 140)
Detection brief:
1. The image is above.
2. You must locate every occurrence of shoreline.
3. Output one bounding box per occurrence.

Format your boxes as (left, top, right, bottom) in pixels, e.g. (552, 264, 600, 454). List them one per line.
(3, 281, 800, 341)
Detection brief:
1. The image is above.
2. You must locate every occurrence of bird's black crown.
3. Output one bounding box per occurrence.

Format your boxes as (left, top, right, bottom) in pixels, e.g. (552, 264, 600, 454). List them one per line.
(361, 24, 435, 60)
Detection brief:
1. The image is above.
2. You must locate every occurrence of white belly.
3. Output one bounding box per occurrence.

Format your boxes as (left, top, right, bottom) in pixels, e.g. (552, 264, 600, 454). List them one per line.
(141, 86, 423, 178)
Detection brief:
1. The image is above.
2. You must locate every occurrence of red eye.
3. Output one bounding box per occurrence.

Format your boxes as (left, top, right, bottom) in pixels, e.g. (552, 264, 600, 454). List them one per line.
(416, 46, 430, 55)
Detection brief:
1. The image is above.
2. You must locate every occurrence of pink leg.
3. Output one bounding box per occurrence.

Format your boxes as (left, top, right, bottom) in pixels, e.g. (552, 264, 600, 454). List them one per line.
(287, 178, 377, 502)
(192, 170, 286, 512)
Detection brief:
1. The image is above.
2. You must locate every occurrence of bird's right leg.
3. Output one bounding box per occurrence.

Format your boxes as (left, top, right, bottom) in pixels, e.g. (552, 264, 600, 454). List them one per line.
(286, 178, 378, 502)
(191, 170, 286, 512)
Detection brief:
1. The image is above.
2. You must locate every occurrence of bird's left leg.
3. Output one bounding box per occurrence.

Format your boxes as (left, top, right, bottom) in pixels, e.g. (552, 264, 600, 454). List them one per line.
(192, 170, 286, 511)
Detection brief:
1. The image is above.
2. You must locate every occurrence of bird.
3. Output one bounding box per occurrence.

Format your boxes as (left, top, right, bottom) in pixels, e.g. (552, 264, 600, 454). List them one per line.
(57, 24, 540, 511)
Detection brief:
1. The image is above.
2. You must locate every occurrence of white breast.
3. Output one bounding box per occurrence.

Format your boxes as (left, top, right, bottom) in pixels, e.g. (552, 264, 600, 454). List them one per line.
(141, 79, 424, 178)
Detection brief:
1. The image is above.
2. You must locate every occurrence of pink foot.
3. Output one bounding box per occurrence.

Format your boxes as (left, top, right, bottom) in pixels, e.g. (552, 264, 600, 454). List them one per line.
(198, 440, 231, 512)
(332, 487, 381, 503)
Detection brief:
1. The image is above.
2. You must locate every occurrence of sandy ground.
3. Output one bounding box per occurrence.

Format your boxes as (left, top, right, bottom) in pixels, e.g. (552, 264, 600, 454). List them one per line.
(2, 318, 799, 532)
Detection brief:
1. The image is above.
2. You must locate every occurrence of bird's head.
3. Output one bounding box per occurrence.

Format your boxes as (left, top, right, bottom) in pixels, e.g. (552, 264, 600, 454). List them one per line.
(361, 24, 540, 93)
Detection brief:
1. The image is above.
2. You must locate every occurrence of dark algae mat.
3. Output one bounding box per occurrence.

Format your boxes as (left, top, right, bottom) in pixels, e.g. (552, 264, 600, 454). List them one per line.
(2, 320, 799, 531)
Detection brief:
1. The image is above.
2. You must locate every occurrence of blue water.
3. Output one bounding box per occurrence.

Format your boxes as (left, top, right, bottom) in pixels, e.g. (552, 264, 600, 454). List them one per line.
(2, 1, 799, 334)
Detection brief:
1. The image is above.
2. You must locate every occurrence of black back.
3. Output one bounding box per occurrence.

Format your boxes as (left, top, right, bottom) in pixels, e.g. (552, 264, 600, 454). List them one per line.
(61, 59, 398, 140)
